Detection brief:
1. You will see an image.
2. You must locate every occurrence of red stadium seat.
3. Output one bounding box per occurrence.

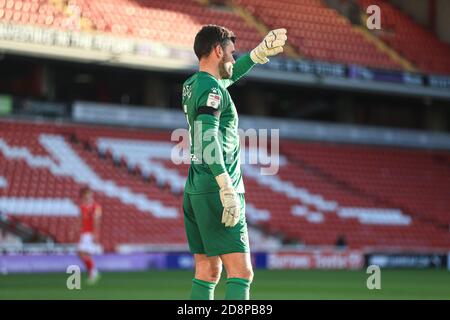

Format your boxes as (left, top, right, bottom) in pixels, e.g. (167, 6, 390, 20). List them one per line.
(0, 0, 261, 52)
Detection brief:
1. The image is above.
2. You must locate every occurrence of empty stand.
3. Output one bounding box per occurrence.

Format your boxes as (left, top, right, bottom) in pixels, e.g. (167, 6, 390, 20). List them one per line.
(3, 0, 450, 74)
(0, 0, 261, 51)
(236, 0, 402, 69)
(1, 119, 450, 251)
(357, 0, 450, 74)
(0, 0, 68, 29)
(281, 140, 450, 228)
(0, 121, 185, 251)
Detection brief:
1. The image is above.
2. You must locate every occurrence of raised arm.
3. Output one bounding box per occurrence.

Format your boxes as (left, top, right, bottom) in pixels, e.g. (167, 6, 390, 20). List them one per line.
(220, 29, 288, 88)
(220, 53, 256, 88)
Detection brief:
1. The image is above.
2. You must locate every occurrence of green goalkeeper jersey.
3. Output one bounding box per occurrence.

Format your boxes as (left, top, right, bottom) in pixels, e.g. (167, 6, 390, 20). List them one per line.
(182, 53, 256, 194)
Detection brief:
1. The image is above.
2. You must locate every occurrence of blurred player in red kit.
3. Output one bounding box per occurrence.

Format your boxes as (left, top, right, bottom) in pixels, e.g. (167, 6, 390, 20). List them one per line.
(77, 187, 102, 284)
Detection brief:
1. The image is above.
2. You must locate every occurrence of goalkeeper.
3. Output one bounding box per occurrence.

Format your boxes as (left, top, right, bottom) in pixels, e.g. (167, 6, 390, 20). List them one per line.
(182, 25, 287, 300)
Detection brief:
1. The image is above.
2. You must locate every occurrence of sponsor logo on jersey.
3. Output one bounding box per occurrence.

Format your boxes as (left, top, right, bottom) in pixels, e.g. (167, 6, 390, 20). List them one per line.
(206, 93, 221, 109)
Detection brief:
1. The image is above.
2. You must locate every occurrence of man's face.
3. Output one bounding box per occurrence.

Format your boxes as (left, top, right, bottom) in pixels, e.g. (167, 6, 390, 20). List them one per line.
(82, 191, 94, 204)
(218, 41, 236, 79)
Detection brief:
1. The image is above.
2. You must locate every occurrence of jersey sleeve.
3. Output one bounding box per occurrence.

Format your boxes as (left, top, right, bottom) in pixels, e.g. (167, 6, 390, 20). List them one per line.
(194, 83, 225, 118)
(192, 82, 227, 177)
(220, 53, 256, 88)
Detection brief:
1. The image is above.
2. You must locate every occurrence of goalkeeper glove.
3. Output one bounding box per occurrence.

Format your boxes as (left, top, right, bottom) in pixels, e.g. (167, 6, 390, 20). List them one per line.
(215, 172, 241, 227)
(250, 28, 288, 64)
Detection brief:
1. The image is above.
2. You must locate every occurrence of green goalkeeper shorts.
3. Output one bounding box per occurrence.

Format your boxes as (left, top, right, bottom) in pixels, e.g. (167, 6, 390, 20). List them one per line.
(183, 191, 250, 257)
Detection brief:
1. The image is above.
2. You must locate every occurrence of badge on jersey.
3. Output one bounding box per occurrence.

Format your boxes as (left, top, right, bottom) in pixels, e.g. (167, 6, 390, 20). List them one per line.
(206, 92, 221, 109)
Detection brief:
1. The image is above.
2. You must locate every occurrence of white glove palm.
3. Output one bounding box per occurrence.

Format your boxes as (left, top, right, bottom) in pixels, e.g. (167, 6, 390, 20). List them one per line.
(215, 173, 241, 227)
(250, 28, 288, 64)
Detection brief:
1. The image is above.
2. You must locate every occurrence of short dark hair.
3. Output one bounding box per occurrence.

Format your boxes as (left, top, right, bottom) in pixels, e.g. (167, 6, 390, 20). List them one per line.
(79, 186, 92, 199)
(194, 25, 236, 60)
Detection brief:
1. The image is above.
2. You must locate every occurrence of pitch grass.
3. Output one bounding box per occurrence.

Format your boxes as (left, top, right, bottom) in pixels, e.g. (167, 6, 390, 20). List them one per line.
(0, 270, 449, 300)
